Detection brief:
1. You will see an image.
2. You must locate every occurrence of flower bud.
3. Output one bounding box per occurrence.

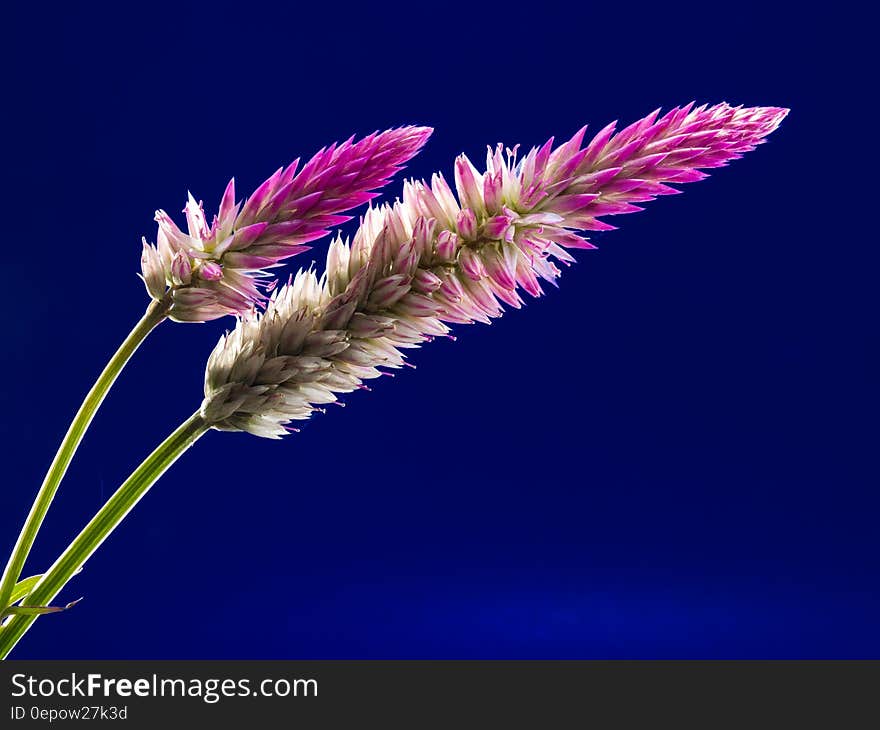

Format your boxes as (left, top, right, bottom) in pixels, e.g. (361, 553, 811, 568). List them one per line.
(170, 251, 192, 286)
(140, 239, 167, 299)
(198, 262, 223, 281)
(456, 208, 478, 240)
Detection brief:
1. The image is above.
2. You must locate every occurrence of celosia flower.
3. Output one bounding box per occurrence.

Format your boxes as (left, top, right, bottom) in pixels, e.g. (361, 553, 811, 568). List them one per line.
(140, 126, 433, 322)
(200, 102, 787, 437)
(0, 102, 790, 659)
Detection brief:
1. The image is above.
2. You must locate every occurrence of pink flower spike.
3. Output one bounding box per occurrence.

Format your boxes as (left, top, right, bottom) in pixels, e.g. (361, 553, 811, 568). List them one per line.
(536, 103, 789, 233)
(141, 126, 432, 322)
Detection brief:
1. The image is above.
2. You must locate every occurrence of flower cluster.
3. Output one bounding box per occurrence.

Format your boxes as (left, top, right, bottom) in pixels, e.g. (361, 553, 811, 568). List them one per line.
(200, 102, 787, 436)
(139, 126, 432, 321)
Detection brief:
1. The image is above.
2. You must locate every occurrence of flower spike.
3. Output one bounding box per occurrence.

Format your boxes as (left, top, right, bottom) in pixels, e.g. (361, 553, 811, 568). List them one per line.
(0, 103, 789, 659)
(139, 126, 433, 322)
(200, 102, 787, 437)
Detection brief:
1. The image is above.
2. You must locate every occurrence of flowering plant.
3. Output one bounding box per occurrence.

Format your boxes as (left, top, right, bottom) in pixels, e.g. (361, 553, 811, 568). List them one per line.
(0, 102, 786, 657)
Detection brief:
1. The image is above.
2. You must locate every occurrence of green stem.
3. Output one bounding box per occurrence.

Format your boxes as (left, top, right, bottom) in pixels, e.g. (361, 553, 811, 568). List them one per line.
(0, 411, 208, 658)
(0, 297, 171, 614)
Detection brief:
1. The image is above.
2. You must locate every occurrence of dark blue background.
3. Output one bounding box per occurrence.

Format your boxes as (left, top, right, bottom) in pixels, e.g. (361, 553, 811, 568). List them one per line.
(3, 4, 873, 658)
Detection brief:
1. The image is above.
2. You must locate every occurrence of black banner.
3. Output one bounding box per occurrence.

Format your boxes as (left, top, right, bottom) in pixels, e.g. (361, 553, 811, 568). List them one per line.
(1, 661, 877, 727)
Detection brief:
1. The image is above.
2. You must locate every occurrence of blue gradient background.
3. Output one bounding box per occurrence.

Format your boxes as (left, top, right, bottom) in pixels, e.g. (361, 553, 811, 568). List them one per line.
(2, 4, 874, 658)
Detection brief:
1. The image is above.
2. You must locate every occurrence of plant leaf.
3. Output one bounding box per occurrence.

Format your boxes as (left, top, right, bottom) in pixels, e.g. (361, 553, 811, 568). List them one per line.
(8, 575, 42, 606)
(2, 598, 82, 618)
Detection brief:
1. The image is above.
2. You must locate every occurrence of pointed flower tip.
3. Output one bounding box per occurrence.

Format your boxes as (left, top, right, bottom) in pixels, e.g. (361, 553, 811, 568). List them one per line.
(743, 105, 790, 139)
(768, 106, 791, 125)
(400, 125, 433, 150)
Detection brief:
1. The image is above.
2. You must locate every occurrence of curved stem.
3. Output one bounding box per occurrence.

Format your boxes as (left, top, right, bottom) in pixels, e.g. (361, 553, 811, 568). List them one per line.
(0, 411, 208, 658)
(0, 297, 171, 614)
